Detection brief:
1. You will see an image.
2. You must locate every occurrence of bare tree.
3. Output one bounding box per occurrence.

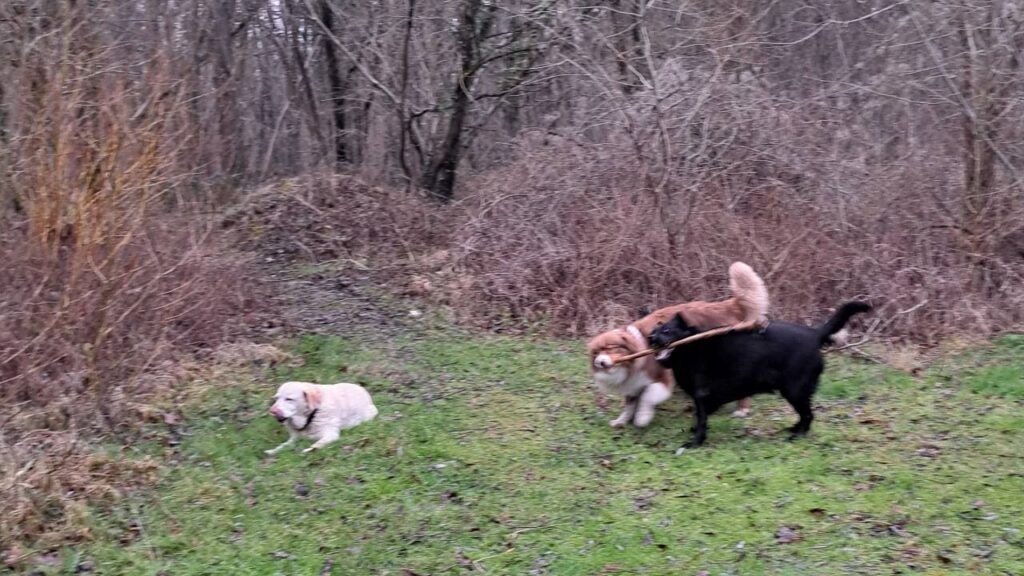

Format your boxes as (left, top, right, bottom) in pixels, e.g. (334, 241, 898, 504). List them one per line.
(318, 0, 349, 164)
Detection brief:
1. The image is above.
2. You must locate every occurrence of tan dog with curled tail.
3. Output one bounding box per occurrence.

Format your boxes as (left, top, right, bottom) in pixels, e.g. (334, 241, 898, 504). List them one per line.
(586, 262, 769, 428)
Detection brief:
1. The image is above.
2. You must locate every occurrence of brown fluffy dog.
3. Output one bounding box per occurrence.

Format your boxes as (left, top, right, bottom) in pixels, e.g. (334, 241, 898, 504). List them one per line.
(586, 262, 769, 428)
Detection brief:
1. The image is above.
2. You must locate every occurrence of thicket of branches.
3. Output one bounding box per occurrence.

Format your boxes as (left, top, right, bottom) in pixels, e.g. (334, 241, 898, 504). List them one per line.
(1, 0, 1023, 546)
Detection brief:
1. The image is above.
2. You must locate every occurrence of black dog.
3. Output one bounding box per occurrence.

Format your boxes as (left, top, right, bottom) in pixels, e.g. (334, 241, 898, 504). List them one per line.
(648, 301, 871, 448)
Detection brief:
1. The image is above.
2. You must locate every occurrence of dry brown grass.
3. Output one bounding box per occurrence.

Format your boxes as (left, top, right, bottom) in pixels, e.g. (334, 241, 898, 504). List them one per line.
(0, 226, 253, 545)
(0, 430, 160, 552)
(0, 42, 258, 548)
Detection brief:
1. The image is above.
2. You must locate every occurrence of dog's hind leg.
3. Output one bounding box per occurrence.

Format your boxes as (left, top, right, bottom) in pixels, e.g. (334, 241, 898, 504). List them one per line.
(782, 393, 814, 440)
(634, 384, 671, 427)
(610, 394, 640, 428)
(683, 398, 710, 448)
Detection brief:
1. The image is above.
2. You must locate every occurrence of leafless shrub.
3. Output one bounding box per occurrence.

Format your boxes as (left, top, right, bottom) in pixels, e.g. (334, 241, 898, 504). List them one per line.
(448, 134, 1024, 341)
(0, 25, 256, 547)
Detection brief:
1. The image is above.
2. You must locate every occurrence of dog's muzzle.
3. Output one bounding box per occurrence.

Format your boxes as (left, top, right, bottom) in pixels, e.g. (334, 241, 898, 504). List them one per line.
(593, 354, 615, 370)
(270, 406, 287, 422)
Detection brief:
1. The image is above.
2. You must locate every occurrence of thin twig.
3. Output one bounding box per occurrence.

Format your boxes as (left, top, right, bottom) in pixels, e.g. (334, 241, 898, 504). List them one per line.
(825, 337, 872, 354)
(846, 347, 886, 365)
(612, 324, 738, 364)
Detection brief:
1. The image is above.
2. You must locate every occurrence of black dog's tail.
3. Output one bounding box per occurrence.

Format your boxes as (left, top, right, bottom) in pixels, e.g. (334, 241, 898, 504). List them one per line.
(815, 301, 871, 346)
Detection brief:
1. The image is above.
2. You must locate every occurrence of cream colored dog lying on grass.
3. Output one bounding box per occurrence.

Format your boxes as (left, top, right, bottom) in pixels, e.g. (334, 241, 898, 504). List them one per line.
(266, 381, 378, 455)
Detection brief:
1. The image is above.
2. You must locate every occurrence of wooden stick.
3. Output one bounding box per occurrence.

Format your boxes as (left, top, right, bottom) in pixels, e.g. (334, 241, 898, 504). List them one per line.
(823, 337, 871, 354)
(612, 325, 739, 365)
(615, 328, 875, 365)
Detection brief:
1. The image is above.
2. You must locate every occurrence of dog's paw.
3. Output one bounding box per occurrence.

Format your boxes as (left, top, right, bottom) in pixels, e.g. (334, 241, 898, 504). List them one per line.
(681, 431, 707, 448)
(609, 417, 628, 428)
(731, 408, 751, 418)
(633, 411, 654, 428)
(302, 446, 316, 454)
(786, 427, 809, 441)
(264, 449, 276, 456)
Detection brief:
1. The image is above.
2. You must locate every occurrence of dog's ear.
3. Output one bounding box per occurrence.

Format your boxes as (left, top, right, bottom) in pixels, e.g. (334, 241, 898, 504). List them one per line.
(670, 312, 696, 333)
(303, 385, 323, 410)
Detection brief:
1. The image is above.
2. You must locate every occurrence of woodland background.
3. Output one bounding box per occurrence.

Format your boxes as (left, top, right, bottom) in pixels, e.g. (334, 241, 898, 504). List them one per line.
(1, 0, 1023, 548)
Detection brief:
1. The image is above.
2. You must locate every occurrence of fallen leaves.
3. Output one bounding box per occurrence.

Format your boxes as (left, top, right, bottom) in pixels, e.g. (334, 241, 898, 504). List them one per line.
(633, 491, 657, 512)
(884, 519, 911, 537)
(742, 426, 768, 438)
(1, 547, 25, 568)
(775, 525, 802, 544)
(856, 416, 888, 427)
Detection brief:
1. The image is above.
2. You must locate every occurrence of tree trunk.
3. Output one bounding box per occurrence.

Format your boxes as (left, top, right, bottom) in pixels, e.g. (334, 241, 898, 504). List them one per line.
(320, 0, 347, 164)
(420, 85, 470, 201)
(420, 0, 491, 201)
(397, 0, 416, 183)
(957, 16, 1001, 247)
(961, 105, 998, 237)
(610, 0, 647, 94)
(211, 0, 240, 178)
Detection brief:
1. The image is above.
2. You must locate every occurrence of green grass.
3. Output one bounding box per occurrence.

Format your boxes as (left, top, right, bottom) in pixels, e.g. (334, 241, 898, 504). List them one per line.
(44, 331, 1024, 574)
(944, 335, 1024, 400)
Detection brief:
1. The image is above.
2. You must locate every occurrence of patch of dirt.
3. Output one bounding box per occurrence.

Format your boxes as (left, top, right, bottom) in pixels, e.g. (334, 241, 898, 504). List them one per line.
(260, 263, 421, 340)
(223, 175, 445, 267)
(222, 175, 447, 344)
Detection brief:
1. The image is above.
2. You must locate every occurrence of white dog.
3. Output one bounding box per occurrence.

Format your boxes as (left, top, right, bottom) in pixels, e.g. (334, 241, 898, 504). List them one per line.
(265, 381, 378, 455)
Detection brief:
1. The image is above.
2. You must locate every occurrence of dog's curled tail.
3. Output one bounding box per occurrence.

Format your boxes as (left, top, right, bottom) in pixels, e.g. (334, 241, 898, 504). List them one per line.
(816, 301, 871, 346)
(728, 261, 769, 326)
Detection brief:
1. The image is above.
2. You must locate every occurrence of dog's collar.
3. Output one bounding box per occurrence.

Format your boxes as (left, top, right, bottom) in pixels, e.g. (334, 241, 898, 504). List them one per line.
(294, 409, 319, 432)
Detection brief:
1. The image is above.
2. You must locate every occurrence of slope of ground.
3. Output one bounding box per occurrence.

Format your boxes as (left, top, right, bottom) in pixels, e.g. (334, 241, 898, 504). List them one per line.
(47, 328, 1024, 575)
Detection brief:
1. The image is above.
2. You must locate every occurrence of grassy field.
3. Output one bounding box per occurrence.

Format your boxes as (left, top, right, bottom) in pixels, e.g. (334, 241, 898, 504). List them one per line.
(47, 329, 1024, 575)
